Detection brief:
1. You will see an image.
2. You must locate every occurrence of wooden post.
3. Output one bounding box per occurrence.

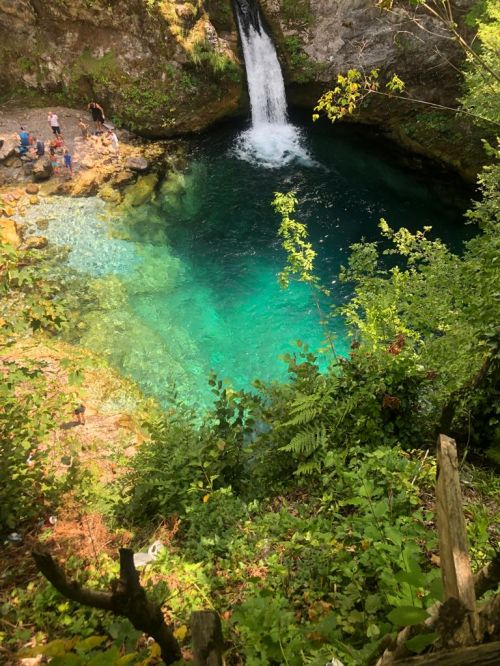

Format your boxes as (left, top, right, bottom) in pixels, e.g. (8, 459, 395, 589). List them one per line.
(436, 435, 476, 610)
(436, 434, 479, 642)
(191, 610, 224, 666)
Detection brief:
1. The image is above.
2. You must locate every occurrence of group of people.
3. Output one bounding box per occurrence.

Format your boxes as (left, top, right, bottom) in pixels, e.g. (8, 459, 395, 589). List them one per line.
(18, 111, 73, 176)
(16, 100, 119, 178)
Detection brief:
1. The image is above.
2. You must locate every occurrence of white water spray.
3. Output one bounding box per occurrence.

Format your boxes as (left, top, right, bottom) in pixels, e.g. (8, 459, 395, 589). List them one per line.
(234, 8, 312, 168)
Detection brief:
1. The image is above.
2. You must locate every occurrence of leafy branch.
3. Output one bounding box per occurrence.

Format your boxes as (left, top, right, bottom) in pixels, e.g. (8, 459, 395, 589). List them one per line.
(313, 68, 500, 127)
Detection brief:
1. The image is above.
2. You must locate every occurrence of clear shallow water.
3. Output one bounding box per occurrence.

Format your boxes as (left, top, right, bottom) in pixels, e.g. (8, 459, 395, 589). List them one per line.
(24, 123, 470, 407)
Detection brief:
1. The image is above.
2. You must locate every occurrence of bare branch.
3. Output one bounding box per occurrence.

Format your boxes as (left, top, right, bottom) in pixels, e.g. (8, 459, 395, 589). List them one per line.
(32, 547, 181, 665)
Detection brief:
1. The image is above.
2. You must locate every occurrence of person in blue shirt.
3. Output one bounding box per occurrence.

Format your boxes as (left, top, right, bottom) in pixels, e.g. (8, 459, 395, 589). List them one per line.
(63, 148, 73, 176)
(17, 127, 32, 155)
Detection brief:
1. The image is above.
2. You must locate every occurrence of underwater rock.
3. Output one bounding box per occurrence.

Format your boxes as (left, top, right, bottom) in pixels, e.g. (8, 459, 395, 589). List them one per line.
(0, 217, 21, 247)
(32, 156, 53, 181)
(99, 184, 122, 204)
(36, 218, 50, 230)
(125, 156, 149, 172)
(112, 170, 135, 187)
(24, 235, 48, 250)
(25, 183, 40, 195)
(122, 173, 158, 207)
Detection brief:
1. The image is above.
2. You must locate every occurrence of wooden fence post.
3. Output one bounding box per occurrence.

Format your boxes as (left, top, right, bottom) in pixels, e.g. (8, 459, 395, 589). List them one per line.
(191, 610, 224, 665)
(436, 434, 479, 641)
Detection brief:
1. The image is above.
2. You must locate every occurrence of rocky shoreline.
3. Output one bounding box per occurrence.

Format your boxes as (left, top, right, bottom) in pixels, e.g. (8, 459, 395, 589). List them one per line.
(0, 105, 187, 249)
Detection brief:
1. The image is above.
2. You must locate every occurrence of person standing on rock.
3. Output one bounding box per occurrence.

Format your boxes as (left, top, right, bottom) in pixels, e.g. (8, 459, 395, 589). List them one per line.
(78, 117, 89, 140)
(63, 149, 73, 177)
(88, 101, 105, 133)
(47, 112, 61, 137)
(108, 129, 119, 155)
(74, 403, 86, 426)
(17, 127, 33, 155)
(34, 136, 45, 157)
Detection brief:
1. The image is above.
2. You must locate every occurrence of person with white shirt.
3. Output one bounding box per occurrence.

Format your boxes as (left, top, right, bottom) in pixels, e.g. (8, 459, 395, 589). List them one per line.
(108, 129, 119, 154)
(47, 111, 62, 136)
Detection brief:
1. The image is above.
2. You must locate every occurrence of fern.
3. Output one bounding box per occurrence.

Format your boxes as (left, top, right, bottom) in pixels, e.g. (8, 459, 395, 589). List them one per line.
(280, 425, 327, 458)
(284, 391, 328, 426)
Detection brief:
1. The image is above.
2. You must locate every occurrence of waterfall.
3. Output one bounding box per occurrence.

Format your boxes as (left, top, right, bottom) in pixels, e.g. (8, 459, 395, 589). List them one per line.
(233, 0, 312, 168)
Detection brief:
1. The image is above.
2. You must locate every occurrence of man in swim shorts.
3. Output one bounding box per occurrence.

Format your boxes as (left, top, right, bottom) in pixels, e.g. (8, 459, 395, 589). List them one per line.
(88, 101, 105, 133)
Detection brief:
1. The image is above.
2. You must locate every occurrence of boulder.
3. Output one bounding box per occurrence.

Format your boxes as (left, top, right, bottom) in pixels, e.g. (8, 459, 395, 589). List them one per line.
(125, 156, 149, 172)
(0, 136, 18, 162)
(24, 235, 48, 250)
(32, 156, 53, 182)
(25, 183, 39, 195)
(0, 217, 21, 247)
(69, 169, 102, 196)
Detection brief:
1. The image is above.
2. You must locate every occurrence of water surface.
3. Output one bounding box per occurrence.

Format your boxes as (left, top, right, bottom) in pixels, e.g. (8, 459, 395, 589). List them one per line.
(25, 123, 470, 407)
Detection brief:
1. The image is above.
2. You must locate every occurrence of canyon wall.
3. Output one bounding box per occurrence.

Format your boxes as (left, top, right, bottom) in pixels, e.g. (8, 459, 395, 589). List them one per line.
(1, 0, 476, 154)
(0, 0, 244, 135)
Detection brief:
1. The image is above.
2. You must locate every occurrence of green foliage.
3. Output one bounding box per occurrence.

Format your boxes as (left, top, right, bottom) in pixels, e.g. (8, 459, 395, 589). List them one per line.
(0, 360, 68, 530)
(120, 376, 258, 524)
(272, 191, 319, 289)
(283, 36, 324, 83)
(232, 592, 308, 665)
(337, 147, 500, 448)
(0, 243, 70, 339)
(280, 0, 313, 27)
(461, 0, 500, 124)
(189, 39, 239, 76)
(313, 69, 405, 123)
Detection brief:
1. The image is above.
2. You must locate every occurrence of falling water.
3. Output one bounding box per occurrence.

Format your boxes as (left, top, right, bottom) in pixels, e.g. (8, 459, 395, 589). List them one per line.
(233, 0, 312, 168)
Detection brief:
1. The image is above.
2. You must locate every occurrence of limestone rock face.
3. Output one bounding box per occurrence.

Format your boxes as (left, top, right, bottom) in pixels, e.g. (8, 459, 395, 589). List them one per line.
(32, 156, 53, 181)
(0, 136, 18, 162)
(260, 0, 475, 107)
(0, 0, 245, 137)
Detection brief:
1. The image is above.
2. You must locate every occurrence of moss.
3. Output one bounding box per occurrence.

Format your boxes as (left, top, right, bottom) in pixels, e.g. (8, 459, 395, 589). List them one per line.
(280, 0, 313, 27)
(283, 36, 324, 84)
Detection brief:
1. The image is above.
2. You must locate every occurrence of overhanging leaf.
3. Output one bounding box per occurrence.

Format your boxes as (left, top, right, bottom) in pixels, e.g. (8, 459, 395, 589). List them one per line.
(387, 606, 429, 627)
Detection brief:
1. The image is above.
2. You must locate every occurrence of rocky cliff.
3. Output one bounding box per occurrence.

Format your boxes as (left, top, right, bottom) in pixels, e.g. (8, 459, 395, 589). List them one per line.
(0, 0, 477, 155)
(260, 0, 474, 105)
(0, 0, 244, 136)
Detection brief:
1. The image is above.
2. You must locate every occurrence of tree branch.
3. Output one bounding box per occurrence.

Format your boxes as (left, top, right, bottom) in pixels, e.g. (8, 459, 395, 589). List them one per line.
(32, 547, 181, 665)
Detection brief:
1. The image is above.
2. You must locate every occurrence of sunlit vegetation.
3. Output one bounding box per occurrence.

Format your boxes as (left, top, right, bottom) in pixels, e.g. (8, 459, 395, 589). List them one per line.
(1, 1, 499, 664)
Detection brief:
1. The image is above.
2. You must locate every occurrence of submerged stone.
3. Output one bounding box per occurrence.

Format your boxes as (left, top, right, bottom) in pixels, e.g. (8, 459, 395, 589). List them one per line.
(122, 173, 158, 207)
(24, 235, 48, 249)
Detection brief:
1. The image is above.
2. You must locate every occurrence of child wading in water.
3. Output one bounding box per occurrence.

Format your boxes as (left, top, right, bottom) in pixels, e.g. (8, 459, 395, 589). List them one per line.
(64, 149, 73, 177)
